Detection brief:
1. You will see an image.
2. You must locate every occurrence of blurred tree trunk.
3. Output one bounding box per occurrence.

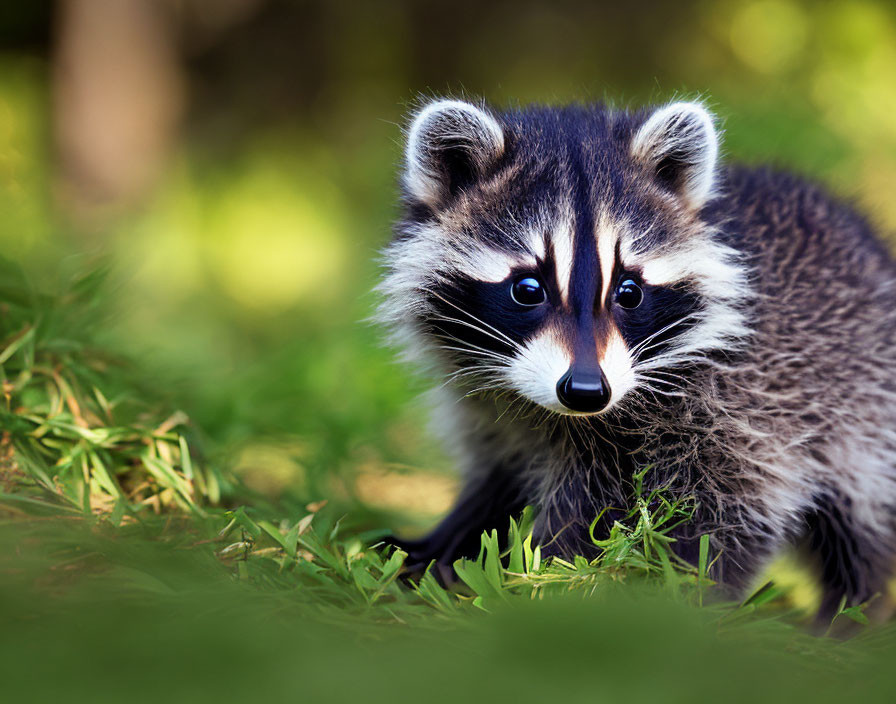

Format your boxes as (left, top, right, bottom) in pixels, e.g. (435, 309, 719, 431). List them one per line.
(52, 0, 184, 226)
(51, 0, 266, 229)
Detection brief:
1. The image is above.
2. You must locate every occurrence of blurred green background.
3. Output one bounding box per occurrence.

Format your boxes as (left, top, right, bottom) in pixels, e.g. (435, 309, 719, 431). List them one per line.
(2, 0, 896, 521)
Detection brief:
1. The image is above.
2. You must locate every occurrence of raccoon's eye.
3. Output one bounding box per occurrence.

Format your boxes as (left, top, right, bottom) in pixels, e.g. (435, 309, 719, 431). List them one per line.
(510, 276, 546, 306)
(615, 278, 643, 309)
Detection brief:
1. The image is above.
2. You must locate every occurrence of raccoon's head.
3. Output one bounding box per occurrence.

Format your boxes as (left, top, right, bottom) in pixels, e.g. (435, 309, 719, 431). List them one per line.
(379, 98, 750, 416)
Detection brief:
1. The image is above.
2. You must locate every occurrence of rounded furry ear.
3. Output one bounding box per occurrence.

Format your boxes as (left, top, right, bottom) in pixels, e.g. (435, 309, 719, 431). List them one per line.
(404, 99, 505, 207)
(631, 102, 719, 209)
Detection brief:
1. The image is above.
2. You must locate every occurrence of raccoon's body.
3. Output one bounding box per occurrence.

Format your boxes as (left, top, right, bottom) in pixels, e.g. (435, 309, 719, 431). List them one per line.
(377, 98, 896, 619)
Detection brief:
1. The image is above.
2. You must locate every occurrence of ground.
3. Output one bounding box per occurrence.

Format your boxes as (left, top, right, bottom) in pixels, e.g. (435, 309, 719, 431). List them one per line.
(2, 265, 896, 703)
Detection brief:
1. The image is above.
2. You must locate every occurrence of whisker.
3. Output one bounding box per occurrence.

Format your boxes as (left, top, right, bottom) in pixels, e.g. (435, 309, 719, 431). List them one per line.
(443, 365, 508, 384)
(463, 382, 506, 398)
(629, 313, 701, 359)
(439, 366, 507, 391)
(425, 290, 523, 351)
(634, 368, 691, 387)
(436, 344, 509, 363)
(428, 312, 520, 351)
(635, 353, 707, 372)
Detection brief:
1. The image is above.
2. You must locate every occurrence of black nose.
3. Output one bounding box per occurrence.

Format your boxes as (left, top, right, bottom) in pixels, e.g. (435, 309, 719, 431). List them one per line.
(556, 368, 611, 413)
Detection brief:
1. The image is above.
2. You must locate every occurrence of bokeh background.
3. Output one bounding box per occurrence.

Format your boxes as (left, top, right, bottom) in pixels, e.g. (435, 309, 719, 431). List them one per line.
(2, 0, 896, 530)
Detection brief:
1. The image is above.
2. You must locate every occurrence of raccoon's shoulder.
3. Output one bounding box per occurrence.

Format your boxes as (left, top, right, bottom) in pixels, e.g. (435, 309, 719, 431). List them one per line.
(710, 165, 895, 279)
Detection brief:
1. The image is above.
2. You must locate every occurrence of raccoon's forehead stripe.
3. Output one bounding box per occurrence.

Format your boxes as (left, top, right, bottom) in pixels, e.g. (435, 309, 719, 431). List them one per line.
(566, 184, 603, 320)
(522, 223, 547, 261)
(596, 214, 618, 308)
(551, 205, 576, 304)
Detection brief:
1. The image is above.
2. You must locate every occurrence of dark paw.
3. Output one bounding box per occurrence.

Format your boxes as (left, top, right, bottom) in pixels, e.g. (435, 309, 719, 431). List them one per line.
(380, 534, 459, 586)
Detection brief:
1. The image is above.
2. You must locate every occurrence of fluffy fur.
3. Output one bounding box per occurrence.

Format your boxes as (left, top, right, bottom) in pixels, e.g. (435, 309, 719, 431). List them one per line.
(377, 97, 896, 620)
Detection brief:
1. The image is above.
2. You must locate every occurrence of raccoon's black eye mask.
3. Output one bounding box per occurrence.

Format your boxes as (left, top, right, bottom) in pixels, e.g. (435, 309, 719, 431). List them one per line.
(423, 276, 548, 357)
(424, 263, 702, 366)
(614, 280, 702, 361)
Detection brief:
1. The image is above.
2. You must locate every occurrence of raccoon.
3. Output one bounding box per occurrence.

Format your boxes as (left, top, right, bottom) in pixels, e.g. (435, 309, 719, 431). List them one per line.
(377, 97, 896, 620)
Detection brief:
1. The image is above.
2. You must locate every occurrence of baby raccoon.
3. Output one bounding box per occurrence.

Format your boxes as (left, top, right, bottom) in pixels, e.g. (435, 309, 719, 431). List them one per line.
(377, 97, 896, 619)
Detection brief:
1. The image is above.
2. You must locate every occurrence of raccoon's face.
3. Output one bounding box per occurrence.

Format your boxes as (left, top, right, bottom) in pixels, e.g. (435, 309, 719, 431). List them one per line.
(379, 99, 749, 416)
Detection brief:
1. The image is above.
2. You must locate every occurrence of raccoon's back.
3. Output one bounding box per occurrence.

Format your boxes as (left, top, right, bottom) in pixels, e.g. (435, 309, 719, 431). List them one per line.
(712, 166, 896, 426)
(719, 166, 895, 289)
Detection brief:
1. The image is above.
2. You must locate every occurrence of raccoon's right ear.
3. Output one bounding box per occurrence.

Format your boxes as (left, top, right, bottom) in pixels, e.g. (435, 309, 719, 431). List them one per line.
(403, 99, 505, 207)
(631, 101, 720, 210)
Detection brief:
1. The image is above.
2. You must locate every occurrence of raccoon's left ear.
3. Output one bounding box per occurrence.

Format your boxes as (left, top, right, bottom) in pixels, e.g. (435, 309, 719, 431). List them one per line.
(403, 99, 505, 207)
(631, 101, 719, 210)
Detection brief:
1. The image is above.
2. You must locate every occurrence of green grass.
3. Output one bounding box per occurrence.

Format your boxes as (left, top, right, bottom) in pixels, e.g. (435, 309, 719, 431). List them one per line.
(0, 259, 225, 518)
(3, 260, 896, 703)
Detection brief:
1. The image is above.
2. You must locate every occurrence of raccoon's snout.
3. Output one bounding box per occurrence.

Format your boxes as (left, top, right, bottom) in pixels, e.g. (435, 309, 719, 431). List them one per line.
(556, 367, 611, 413)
